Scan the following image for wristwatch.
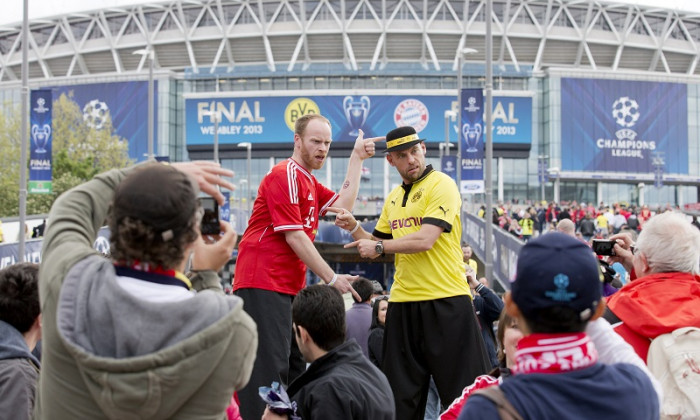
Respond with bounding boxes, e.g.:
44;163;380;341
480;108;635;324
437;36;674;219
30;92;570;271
375;240;384;256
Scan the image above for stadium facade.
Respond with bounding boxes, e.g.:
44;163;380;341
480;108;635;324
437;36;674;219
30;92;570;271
2;0;700;209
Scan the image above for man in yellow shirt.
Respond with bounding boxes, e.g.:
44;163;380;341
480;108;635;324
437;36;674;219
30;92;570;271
333;126;490;420
595;211;609;237
462;243;478;273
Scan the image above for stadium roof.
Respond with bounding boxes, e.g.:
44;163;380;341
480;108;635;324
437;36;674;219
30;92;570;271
5;0;700;26
4;0;700;83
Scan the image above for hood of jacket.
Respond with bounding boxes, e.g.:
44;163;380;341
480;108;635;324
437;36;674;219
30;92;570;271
55;255;255;419
606;271;700;338
0;320;40;367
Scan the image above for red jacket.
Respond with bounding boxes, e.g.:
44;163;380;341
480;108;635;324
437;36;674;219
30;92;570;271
606;271;700;362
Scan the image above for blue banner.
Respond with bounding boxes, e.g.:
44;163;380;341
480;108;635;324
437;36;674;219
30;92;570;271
491;96;532;145
220;191;231;223
185;94;532;148
460;89;485;193
29;90;53;194
441;155;458;182
51;81;156;161
560;78;688;174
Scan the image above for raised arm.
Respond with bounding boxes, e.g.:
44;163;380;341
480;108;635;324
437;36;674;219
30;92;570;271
332;130;384;211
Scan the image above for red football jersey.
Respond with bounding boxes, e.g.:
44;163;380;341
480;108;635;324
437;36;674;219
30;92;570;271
233;158;338;295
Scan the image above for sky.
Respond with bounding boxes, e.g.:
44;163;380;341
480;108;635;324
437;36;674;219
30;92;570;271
3;0;700;27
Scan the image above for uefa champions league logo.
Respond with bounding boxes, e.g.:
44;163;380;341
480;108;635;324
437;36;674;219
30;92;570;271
612;96;640;128
465;96;480;112
596;95;654;160
462;122;482;153
33;97;49;113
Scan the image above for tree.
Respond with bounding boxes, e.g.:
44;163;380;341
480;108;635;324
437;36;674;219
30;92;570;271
0;102;22;218
0;92;133;217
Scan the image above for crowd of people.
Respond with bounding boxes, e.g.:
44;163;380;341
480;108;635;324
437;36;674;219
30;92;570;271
1;114;699;420
477;199;684;245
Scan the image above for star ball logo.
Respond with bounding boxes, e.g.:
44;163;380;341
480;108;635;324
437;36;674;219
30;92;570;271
465;96;480;113
594;95;655;160
611;96;639;128
34;97;49;113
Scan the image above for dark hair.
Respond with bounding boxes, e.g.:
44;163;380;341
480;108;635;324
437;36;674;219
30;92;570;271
495;310;516;367
370;296;389;329
293;285;345;352
352;278;373;303
522;305;588;334
108;164;199;269
294;114;331;138
0;263;40;333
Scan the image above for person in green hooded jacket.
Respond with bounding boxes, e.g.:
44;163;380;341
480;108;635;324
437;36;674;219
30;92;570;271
35;161;258;420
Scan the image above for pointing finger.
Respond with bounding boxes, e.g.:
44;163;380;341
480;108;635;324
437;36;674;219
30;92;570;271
344;241;359;249
350;286;361;302
326;206;346;214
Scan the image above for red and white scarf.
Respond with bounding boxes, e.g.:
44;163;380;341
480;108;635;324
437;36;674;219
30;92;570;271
513;333;598;375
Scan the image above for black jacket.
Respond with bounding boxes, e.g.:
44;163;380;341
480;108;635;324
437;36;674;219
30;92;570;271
473;286;504;369
367;326;384;368
287;340;394;420
579;218;596;236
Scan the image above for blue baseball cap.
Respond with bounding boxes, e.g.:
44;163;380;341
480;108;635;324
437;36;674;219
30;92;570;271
511;232;602;321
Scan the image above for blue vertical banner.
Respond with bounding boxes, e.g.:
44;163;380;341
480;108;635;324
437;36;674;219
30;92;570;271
441;155;458;183
220;191;231;223
29;90;53;194
460;88;484;193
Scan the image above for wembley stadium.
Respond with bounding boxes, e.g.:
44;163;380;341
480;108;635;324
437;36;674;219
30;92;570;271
2;0;700;209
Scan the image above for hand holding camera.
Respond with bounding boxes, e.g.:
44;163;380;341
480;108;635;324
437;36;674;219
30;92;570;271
603;233;636;272
191;220;237;272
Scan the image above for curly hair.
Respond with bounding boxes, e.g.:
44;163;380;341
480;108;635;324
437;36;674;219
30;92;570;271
108;163;200;270
109;215;198;269
0;263;40;333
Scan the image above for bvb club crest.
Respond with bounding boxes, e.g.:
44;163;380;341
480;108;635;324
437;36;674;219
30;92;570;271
411;188;424;203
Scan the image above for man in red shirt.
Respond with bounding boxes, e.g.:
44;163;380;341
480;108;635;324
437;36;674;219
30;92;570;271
233;114;382;419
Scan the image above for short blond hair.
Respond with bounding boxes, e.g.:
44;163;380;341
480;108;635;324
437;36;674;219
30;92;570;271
294;114;331;137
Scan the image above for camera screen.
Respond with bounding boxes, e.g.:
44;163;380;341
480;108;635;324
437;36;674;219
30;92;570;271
592;239;615;256
199;197;220;235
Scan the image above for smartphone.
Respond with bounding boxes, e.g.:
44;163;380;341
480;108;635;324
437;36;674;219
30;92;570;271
592;239;616;256
199;197;220;235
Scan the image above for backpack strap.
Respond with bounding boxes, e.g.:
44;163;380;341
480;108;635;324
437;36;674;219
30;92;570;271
472;386;524;420
602;306;622;325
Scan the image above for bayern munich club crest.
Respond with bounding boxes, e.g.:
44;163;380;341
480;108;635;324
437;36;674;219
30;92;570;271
394;99;429;132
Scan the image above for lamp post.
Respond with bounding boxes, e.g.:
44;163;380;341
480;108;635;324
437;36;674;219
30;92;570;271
201;110;222;163
239;179;248;226
133;48;155;160
18;0;29;261
484;0;495;282
537;155;549;202
238;142;252;215
443;110;457;159
212;112;221;164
